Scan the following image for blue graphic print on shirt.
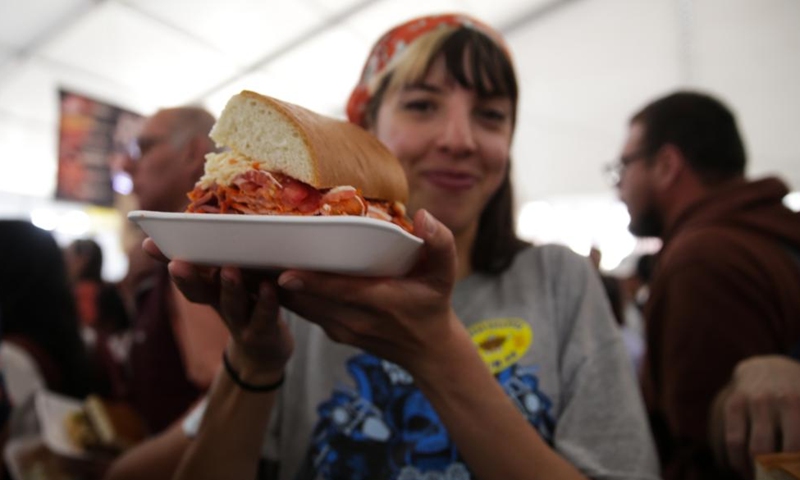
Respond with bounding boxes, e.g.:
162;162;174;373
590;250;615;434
309;353;554;479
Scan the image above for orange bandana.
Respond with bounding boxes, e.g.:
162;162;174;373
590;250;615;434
345;13;510;127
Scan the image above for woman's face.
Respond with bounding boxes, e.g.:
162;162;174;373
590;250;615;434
370;55;513;237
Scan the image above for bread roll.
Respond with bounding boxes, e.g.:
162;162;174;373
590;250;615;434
208;90;408;203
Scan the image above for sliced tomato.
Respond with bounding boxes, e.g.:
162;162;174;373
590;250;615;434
280;180;309;205
280;178;321;213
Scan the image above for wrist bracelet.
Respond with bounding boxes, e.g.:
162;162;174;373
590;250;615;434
222;350;285;393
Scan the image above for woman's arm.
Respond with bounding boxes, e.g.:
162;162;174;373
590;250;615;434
170;264;293;480
169;283;229;389
172;345;282;480
412;323;591;480
105;421;190;480
124;243;294;480
105;372;276;480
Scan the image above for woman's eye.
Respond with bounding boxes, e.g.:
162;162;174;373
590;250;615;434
477;108;508;122
403;100;436;113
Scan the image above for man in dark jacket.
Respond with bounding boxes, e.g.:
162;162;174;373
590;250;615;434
613;91;800;480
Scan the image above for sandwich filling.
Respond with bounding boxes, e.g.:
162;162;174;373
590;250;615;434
187;151;413;232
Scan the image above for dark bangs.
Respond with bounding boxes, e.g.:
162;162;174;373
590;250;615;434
365;27;519;128
440;28;518;122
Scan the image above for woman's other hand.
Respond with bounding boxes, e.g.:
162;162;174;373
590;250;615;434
276;209;462;376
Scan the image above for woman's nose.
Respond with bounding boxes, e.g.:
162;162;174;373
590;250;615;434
437;106;477;157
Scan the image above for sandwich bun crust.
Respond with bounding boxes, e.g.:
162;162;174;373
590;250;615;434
208;90;408;203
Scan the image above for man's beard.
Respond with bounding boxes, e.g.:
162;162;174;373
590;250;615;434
629;202;663;238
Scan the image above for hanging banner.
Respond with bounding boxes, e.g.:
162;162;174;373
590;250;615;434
56;89;144;206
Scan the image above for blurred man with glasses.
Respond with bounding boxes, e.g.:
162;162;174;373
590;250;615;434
121;107;229;435
613;91;800;480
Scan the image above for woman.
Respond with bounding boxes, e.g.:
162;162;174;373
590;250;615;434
0;220;93;402
108;13;659;480
64;238;130;335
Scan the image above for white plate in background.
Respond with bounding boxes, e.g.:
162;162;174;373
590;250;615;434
34;390;88;459
4;435;48;480
128;211;423;277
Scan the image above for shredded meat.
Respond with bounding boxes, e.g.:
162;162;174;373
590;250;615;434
186;171;413;233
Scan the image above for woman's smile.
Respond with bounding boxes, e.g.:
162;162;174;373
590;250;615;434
421;169;478;190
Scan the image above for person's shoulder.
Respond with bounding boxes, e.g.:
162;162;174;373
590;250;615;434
535;243;592;269
517;243;579;261
672;222;736;247
664;225;757;271
512;243;594;280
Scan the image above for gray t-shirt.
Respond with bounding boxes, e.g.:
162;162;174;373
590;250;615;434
186;245;660;480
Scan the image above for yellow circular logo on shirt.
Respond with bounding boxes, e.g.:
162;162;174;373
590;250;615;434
468;318;533;374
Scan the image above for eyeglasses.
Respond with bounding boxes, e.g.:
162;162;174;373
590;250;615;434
123;135;174;161
603;151;650;186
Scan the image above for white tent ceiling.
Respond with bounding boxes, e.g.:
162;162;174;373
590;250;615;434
1;0;799;274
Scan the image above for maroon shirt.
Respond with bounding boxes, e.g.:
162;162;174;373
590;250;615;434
130;265;203;434
642;177;800;480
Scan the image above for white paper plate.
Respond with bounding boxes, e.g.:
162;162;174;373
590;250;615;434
128;210;423;277
34;390;88;459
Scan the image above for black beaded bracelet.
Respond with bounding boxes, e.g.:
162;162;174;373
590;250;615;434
222;350;285;393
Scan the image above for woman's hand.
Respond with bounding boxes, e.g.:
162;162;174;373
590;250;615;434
275;209;462;376
142;238;293;378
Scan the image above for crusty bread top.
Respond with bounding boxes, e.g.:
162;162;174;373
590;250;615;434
209;90;408;203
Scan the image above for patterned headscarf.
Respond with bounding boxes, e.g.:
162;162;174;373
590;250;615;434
345;13;511;127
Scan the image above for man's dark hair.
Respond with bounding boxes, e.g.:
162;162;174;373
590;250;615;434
631;91;746;185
